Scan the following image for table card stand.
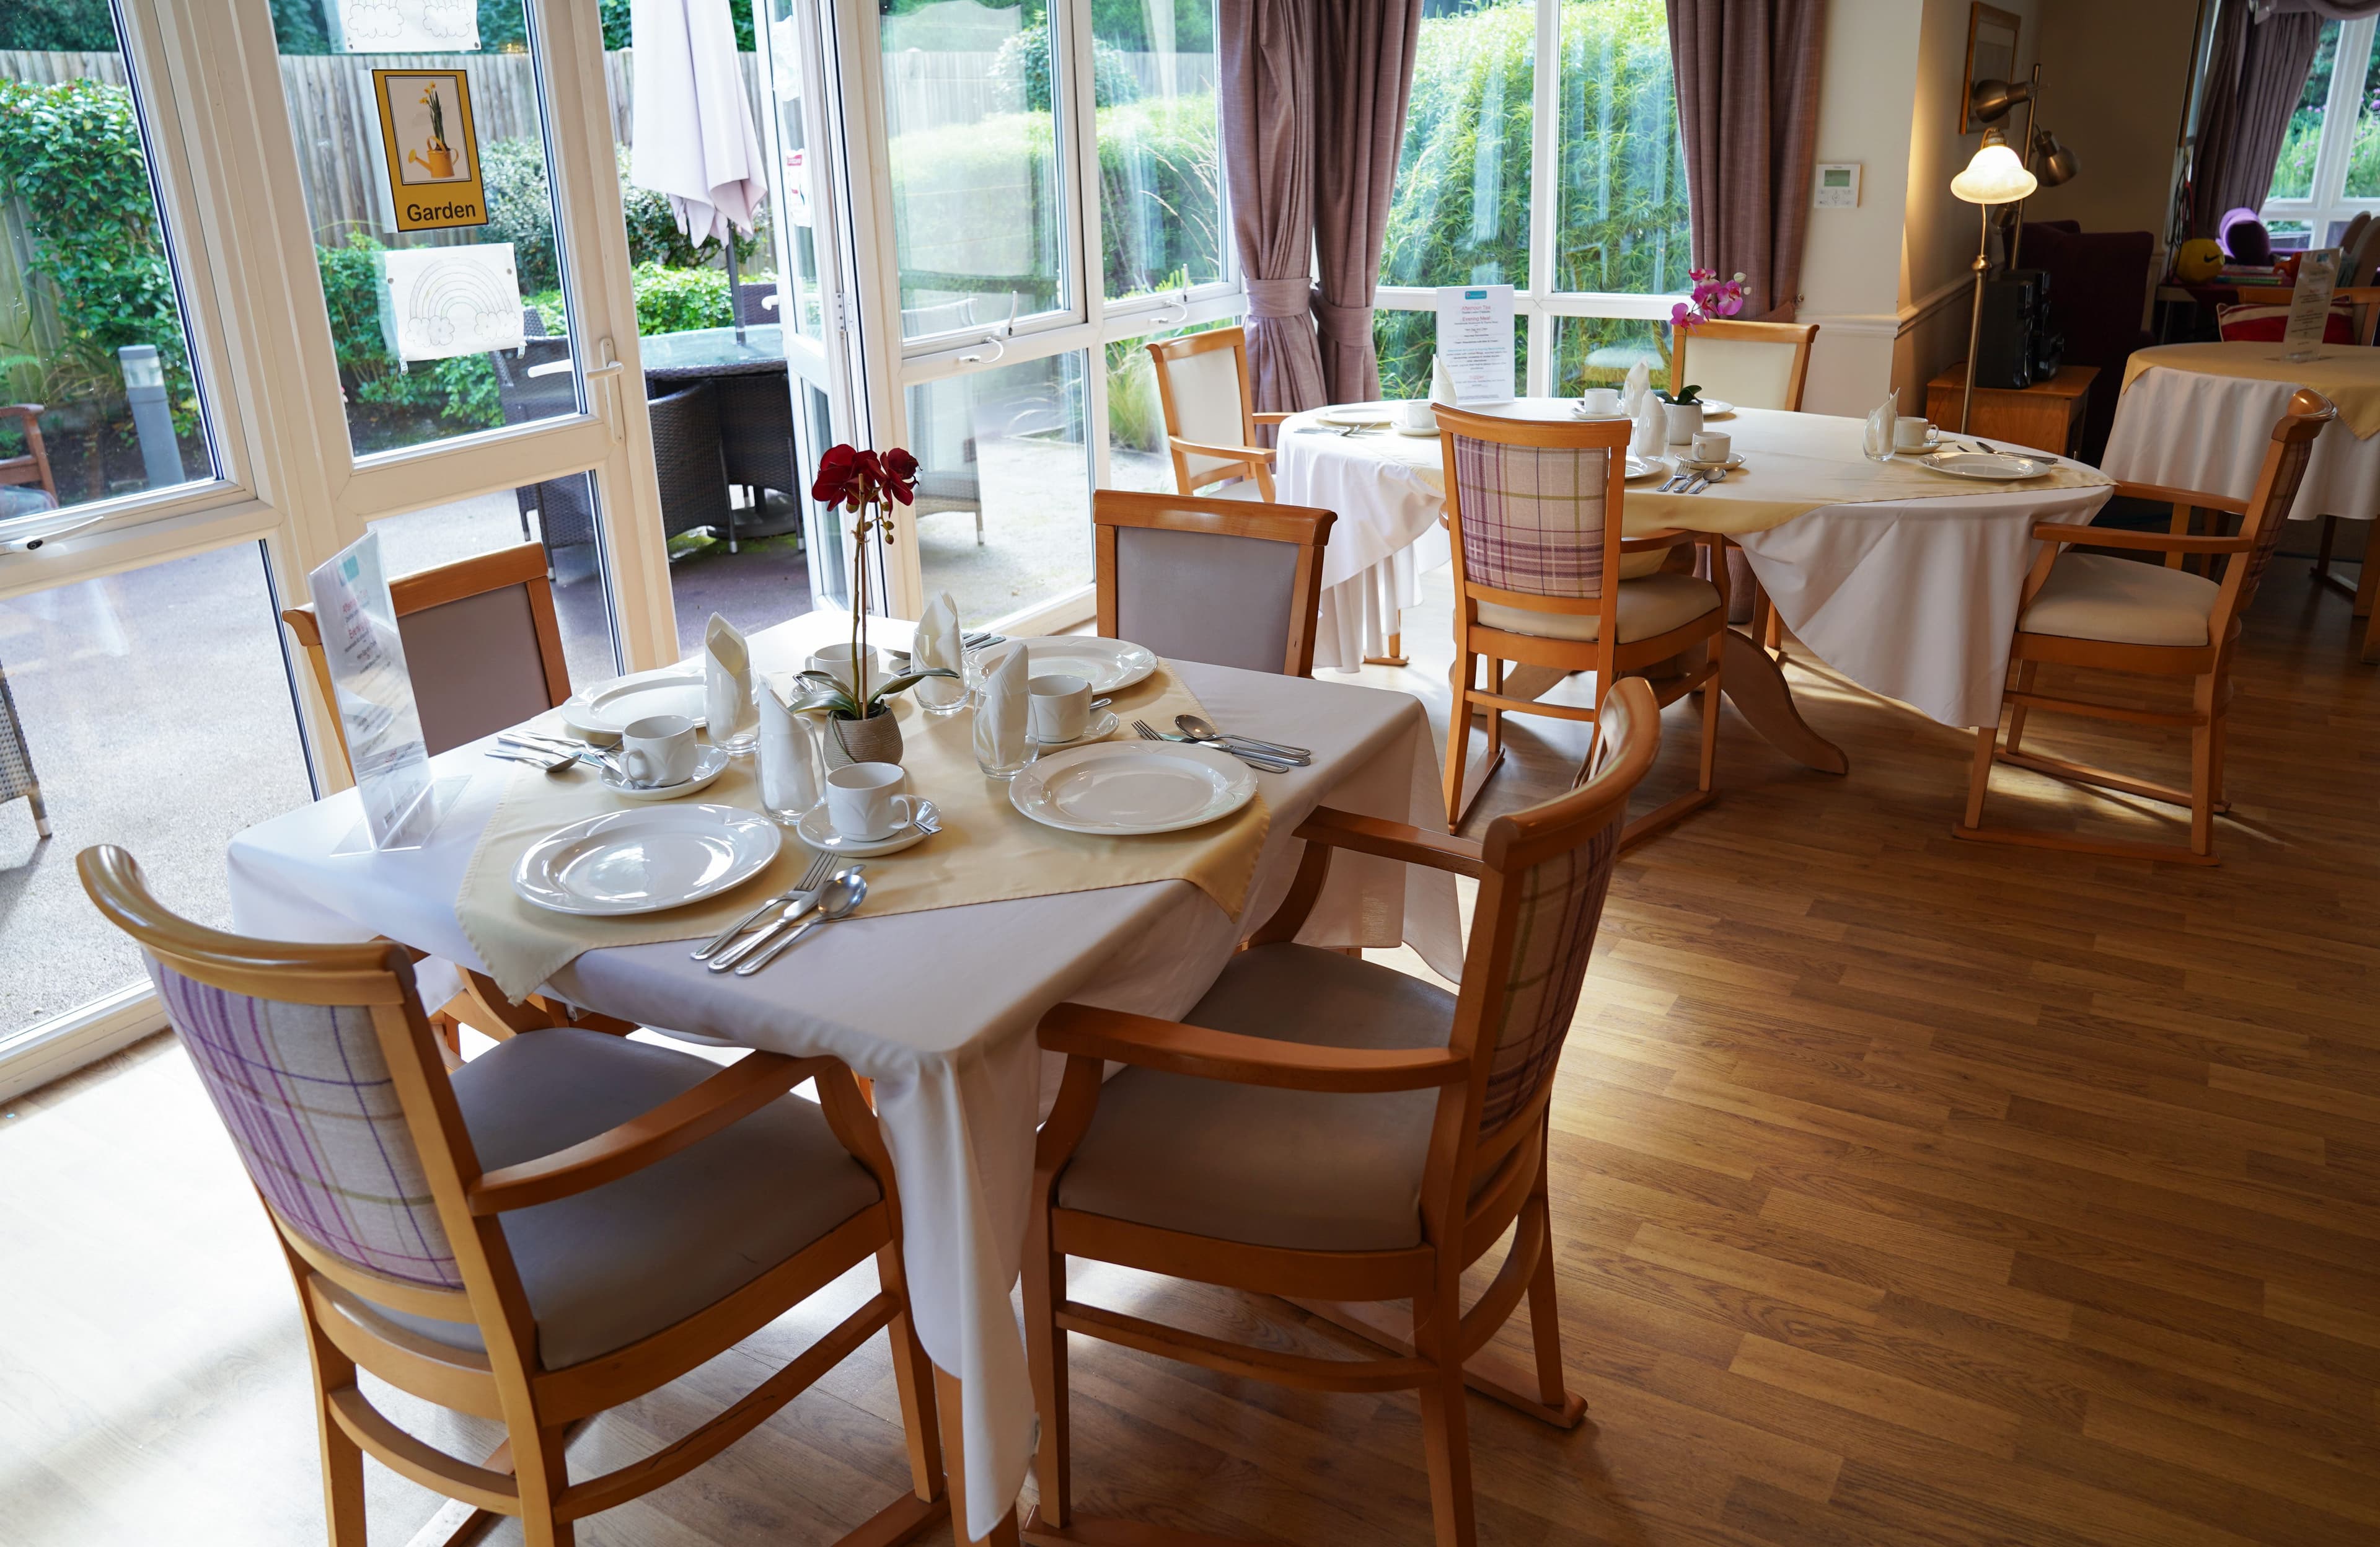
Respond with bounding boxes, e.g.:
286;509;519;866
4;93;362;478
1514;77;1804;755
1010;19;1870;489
307;530;456;852
2282;246;2341;363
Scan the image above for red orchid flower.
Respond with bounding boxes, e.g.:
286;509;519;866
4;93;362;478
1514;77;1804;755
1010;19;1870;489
810;443;866;508
879;447;918;506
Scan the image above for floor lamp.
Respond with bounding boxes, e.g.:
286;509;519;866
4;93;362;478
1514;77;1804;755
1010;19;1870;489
1950;128;2040;434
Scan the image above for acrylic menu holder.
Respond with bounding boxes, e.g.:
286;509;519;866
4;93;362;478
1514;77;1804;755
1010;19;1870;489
1434;283;1518;405
2281;247;2340;364
309;530;462;855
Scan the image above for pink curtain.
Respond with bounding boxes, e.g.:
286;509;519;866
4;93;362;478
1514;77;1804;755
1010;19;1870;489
2190;4;2322;239
1665;0;1827;321
1311;0;1425;404
1219;0;1326;415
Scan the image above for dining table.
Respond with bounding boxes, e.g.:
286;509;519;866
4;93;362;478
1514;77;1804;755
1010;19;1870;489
1278;398;2117;738
221;609;1462;1543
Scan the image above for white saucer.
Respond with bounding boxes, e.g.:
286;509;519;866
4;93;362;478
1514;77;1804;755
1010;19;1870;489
602;744;731;801
1029;709;1121;749
1392;421;1443;436
795;799;938;857
1670;451;1747;472
1624;455;1672;482
513;804;780;916
1698;398;1736;418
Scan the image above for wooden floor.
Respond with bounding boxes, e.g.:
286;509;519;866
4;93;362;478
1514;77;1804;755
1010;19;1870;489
3;558;2376;1546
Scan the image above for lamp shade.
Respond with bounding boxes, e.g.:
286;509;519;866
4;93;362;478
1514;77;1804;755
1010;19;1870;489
1951;130;2040;205
2032;130;2079;188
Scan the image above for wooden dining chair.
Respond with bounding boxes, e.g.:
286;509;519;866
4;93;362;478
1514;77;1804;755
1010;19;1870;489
1093;488;1334;676
1436;404;1724;843
1668;318;1818;413
1145;326;1289;503
1956;389;2332;863
1019;677;1660;1547
281;540;572;774
79;844;951;1547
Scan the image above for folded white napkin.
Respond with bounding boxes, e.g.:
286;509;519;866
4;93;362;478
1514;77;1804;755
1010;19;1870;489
1864;389;1901;458
913;591;965;711
1631;385;1666;459
972;643;1031;769
704;614;754;742
757;679;822;815
1623;357;1652;415
1429;355;1458;407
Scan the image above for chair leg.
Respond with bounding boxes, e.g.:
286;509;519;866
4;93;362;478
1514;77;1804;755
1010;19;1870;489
1413;1283;1479;1547
2003;661;2040;757
25;783;49;840
1695;648;1721;796
1443;651;1474;831
519;1422;575;1547
2190;676;2219;860
1484;657;1505;762
1020;1203;1070;1528
1960;718;1999;832
2315;514;2338;584
1523;1156;1576;1416
936;1366;1022;1546
880;1248;946;1507
306;1341;368;1546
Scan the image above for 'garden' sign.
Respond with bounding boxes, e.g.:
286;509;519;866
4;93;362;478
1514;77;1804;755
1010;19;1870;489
371;68;490;233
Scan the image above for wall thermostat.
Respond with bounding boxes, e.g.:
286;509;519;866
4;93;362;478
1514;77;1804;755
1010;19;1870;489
1813;163;1861;208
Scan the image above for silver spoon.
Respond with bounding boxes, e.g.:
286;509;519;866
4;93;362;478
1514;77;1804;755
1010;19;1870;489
1174;714;1311;761
736;871;867;976
708;889;824;972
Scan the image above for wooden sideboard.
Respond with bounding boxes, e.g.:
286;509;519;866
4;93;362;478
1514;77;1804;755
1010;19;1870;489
1924;363;2099;457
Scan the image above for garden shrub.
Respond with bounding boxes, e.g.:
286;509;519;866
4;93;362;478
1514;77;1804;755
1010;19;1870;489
630;262;732;335
989;18;1143;115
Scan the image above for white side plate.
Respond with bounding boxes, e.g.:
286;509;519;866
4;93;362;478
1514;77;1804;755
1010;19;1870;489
513;804;781;916
1009;742;1258;836
1624;455;1672;482
998;637;1160;694
1698;398;1736;418
1318;405;1394;426
561;666;710;743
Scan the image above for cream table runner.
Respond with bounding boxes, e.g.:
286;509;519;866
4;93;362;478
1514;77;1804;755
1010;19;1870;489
2119;340;2380;439
456;664;1269;1000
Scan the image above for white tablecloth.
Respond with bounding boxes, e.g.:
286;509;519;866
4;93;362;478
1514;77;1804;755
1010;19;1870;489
1279;400;2113;728
2104;347;2380;522
223;613;1463;1540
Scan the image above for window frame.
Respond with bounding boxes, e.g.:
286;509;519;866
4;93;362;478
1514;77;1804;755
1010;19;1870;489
2259;17;2380;253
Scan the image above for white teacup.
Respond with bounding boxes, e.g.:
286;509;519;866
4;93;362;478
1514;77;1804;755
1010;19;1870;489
1394;398;1435;433
1028;672;1093;744
619;713;699;788
1894;415;1934;452
1580;386;1623;416
806;643;882;698
1690;430;1732;465
824;761;919;841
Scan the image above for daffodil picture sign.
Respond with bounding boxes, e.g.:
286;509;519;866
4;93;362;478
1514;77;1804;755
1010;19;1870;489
371;68;488;232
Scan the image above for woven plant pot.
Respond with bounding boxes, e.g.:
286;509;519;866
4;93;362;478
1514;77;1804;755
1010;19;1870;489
821;707;902;769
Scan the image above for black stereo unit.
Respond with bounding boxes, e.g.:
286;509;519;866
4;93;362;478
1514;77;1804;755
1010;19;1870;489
1973;268;2063;389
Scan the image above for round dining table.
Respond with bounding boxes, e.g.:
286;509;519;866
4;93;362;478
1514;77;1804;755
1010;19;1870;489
640;322;788;382
1277;398;2116;749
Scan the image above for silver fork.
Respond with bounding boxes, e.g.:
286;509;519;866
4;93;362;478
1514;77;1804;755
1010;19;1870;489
692;851;836;961
1132;719;1297;772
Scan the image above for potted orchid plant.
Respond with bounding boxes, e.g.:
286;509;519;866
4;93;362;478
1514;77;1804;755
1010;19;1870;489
1659;269;1748;443
793;443;957;766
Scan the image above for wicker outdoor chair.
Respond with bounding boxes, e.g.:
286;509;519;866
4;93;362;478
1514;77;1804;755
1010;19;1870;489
648;379;734;543
1;402;56;839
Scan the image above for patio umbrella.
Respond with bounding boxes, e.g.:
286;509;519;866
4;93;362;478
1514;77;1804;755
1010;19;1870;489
632;0;767;342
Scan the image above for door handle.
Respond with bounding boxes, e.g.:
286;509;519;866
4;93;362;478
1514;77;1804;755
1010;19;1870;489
584;355;627;444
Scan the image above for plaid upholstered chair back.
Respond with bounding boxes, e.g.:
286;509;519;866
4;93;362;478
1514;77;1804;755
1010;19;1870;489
1466;679;1658;1139
1445;429;1619;601
2227;392;2329;619
149;961;460;1288
79;846;462;1290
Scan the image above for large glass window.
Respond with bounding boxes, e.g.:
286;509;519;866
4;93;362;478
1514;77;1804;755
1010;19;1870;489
880;0;1070;338
0;20;215;522
907;351;1090;624
1375;0;1689;402
1094;2;1224;304
2260;17;2380;251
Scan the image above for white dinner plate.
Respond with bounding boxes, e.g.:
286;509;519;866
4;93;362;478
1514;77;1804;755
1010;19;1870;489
1911;449;2053;481
1318;405;1394;427
1009;741;1258;836
1029;708;1121;749
600;743;731;801
1697;398;1735;418
998;637;1160;694
561;666;710;743
513;804;782;917
1624;455;1671;482
795;799;937;857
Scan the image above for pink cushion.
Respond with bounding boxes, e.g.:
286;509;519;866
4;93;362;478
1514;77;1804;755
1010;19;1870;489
2215;300;2355;343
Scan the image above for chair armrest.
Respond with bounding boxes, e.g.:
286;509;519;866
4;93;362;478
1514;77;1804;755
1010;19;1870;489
1253;411;1293;425
1295;804;1485;879
2033;521;2251;555
1039;1003;1468;1093
0;403;42;425
2109;479;2246;514
467;1051;835;1214
1169;436;1276;465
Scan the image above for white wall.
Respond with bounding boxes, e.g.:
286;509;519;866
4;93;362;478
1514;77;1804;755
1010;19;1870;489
2025;0;2200;268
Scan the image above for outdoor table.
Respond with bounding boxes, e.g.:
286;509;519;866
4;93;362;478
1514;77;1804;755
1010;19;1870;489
638;322;788;384
1280;399;2115;737
221;609;1461;1542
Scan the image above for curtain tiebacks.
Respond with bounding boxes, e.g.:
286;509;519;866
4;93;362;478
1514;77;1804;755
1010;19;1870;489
1312;298;1377;343
1244;277;1314;319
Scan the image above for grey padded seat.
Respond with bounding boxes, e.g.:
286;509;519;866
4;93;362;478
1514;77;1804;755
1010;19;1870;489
1474;572;1720;643
374;1030;881;1369
2019;552;2216;648
1057;944;1457;1252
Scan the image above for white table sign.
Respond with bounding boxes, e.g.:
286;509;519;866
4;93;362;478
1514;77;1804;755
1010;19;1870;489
377;244;525;363
337;0;479;52
1434;284;1517;405
307;531;439;850
2284;246;2341;361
